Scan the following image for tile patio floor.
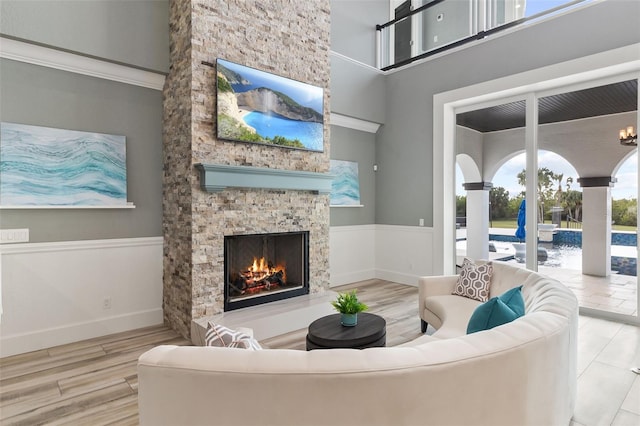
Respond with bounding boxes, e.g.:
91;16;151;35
456;228;638;318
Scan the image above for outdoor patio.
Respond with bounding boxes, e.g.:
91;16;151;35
456;228;638;317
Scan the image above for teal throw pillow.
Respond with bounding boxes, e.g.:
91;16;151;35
467;286;525;334
498;285;525;316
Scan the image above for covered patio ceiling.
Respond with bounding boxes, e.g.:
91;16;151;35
456;79;638;133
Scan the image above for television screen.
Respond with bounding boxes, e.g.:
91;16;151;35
216;58;324;152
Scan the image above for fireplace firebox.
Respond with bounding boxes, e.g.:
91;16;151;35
224;231;309;311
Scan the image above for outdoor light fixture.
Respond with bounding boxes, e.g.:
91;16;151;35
619;126;637;146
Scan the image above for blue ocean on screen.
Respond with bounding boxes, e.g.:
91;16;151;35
243;112;323;151
0;122;127;206
330;160;361;206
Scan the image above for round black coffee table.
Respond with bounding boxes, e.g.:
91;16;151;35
306;313;386;350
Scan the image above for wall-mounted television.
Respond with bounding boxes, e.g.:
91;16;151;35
216;58;324;152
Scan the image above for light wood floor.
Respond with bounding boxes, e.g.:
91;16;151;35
1;280;638;425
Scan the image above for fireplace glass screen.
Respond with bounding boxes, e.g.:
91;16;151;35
224;231;309;311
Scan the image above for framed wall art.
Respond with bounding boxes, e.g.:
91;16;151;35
330;159;362;207
0;122;128;207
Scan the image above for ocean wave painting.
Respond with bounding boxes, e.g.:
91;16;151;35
330;159;361;206
0;122;127;206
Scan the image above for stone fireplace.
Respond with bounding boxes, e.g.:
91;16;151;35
162;0;331;339
224;231;309;311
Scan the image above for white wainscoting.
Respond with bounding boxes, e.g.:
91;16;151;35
330;225;376;287
329;225;434;288
0;227;434;357
374;225;434;286
0;237;163;357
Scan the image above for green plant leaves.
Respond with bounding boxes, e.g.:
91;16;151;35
331;290;368;314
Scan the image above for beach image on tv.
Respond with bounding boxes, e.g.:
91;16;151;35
216;59;324;152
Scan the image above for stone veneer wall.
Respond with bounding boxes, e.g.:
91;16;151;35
163;0;331;338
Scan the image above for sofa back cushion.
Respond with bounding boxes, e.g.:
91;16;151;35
488;262;536;298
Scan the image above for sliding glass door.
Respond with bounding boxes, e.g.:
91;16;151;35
452;75;639;320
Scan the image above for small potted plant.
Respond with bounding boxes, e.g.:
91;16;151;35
331;290;368;326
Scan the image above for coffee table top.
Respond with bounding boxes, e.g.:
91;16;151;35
306;312;386;349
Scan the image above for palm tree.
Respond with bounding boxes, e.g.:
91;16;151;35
517;167;556;223
553;172;564;204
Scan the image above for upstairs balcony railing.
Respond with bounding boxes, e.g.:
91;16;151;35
376;0;590;71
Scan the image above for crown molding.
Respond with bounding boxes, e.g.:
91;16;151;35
0;36;165;90
330;113;381;133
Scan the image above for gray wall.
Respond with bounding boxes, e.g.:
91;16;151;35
330;125;377;226
0;0;169;72
0;59;163;241
376;0;640;226
331;0;389;67
330;54;386;124
0;0;167;242
329;1;386;227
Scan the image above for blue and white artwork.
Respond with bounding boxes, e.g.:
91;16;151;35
0;122;127;206
330;159;361;206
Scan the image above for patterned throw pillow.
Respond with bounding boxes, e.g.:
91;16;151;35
452;258;493;302
204;322;262;350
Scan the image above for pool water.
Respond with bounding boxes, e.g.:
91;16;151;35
485;240;637;274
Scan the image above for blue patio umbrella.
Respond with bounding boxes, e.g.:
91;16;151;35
515;199;526;241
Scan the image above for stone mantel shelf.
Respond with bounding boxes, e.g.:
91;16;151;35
195;163;333;194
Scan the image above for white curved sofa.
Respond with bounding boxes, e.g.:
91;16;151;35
138;261;578;426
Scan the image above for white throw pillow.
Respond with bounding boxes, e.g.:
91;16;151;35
452;258;493;302
204;322;262;350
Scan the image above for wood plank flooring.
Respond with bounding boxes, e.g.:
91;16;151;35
1;279;638;425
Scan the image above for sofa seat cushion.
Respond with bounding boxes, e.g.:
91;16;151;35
424;295;481;339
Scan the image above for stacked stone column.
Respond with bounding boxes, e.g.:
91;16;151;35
163;0;331;338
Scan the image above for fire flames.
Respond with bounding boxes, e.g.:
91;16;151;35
232;257;286;295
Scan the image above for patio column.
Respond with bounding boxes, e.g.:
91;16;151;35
578;176;615;277
463;182;492;261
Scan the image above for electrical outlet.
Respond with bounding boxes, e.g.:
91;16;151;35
419;218;425;226
103;297;112;310
0;229;29;244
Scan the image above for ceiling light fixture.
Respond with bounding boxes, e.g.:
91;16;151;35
619;126;637;146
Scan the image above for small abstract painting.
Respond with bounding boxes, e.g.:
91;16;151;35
0;122;127;206
330;159;361;206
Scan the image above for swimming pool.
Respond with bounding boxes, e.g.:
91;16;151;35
456;229;638;276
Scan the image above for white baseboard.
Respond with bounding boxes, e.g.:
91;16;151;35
1;308;163;358
331;268;377;287
0;237;163;357
374;269;420;287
